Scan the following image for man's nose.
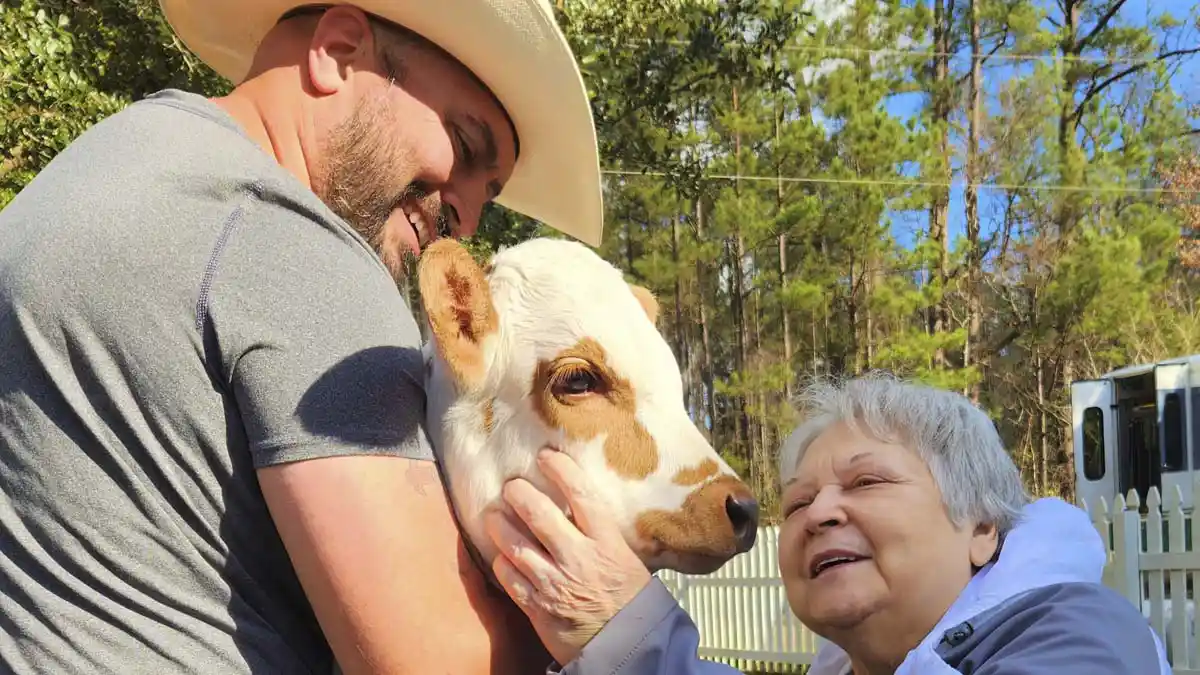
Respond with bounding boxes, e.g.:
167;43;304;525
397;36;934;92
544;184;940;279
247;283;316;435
440;191;486;239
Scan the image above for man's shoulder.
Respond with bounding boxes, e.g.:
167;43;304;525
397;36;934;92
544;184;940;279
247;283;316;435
7;87;310;227
1;86;401;337
100;88;253;149
56;89;262;172
69;89;383;274
52;88;325;214
125;88;244;129
128;91;381;260
938;581;1162;673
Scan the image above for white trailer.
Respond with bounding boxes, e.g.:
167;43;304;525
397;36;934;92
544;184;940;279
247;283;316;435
1071;354;1199;511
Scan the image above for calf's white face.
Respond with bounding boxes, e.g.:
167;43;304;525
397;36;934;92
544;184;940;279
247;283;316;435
418;237;759;575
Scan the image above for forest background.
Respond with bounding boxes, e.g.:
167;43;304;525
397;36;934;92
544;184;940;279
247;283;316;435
4;0;1200;521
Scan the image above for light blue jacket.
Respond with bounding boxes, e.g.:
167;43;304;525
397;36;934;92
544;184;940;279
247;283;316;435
550;497;1171;675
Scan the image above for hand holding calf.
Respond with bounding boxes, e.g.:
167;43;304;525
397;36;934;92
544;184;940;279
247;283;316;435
485;450;652;666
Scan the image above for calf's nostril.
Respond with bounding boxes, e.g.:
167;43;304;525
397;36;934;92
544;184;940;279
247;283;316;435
725;494;760;552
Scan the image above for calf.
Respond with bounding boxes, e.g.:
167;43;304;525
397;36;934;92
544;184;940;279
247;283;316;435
417;237;759;576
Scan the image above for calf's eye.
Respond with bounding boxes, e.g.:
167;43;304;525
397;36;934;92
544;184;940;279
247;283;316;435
555;368;600;396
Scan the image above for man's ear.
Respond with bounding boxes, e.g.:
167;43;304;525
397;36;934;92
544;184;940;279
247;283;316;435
629;284;659;326
417;240;498;393
306;6;376;95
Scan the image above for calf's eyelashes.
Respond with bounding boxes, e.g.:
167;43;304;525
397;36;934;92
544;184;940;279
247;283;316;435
547;358;604;399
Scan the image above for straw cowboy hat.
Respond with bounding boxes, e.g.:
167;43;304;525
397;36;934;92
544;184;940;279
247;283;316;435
157;0;605;247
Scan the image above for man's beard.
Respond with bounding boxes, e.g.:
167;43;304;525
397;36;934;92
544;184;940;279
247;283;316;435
313;95;446;282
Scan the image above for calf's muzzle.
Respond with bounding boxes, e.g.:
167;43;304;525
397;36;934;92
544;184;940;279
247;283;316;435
634;475;761;573
725;492;760;553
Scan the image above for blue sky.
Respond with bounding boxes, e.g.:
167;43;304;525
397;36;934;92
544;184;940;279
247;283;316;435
872;0;1200;252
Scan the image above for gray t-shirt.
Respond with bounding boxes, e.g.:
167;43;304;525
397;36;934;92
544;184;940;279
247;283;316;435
0;89;434;674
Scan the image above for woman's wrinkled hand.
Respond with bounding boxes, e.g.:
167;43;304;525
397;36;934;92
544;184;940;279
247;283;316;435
484;449;652;667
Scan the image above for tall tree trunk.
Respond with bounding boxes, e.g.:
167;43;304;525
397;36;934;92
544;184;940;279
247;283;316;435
625;220;635;276
811;310;820;375
688;103;716;443
726;205;742;450
927;0;953;367
775;98;794;400
821;237;831;375
848;254;861;374
730;86;752;461
1060;356;1075;500
964;0;983;403
1023;405;1037;492
754;287;768;486
695;197;718;445
671;213;689;402
1057;0;1083;240
1051;1;1083;499
686;334;706;435
1036;347;1048;496
864;260;874;370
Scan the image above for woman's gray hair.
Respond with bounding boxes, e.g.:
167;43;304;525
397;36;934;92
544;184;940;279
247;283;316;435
780;372;1030;534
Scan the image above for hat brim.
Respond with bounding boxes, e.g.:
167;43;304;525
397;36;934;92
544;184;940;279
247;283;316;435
157;0;605;247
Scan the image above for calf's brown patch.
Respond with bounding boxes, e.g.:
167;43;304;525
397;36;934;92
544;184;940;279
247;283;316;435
531;337;659;480
673;458;719;486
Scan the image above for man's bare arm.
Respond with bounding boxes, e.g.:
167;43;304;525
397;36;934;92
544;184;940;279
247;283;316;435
258;454;550;675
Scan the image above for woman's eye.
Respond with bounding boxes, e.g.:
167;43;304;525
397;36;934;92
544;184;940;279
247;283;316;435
852;476;883;488
783;501;810;518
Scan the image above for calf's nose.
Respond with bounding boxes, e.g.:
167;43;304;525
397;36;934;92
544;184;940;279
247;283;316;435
725;494;760;552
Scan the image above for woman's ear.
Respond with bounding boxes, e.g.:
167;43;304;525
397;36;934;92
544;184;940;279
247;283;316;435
969;523;1000;568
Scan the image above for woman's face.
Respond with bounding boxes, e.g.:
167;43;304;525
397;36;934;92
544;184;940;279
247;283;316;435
778;420;999;649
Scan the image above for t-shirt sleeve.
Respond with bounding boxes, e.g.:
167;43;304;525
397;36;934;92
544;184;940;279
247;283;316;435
201;196;435;468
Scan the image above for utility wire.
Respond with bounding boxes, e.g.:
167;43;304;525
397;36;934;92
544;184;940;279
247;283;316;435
586;35;1200;196
625;37;1200;68
601;169;1200;195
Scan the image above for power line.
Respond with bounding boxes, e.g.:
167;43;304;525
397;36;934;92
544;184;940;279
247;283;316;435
601;168;1200;195
628;37;1200;68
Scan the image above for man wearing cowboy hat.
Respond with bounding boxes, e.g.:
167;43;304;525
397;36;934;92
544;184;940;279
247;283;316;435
0;1;608;673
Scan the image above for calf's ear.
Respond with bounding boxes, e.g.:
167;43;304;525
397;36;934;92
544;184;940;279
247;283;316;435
417;239;498;393
629;284;659;326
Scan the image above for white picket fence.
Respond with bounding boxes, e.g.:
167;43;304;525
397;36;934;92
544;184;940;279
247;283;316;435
657;527;821;672
657;487;1199;673
1082;486;1200;675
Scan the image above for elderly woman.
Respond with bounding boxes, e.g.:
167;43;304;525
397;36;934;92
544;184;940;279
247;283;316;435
485;374;1170;675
